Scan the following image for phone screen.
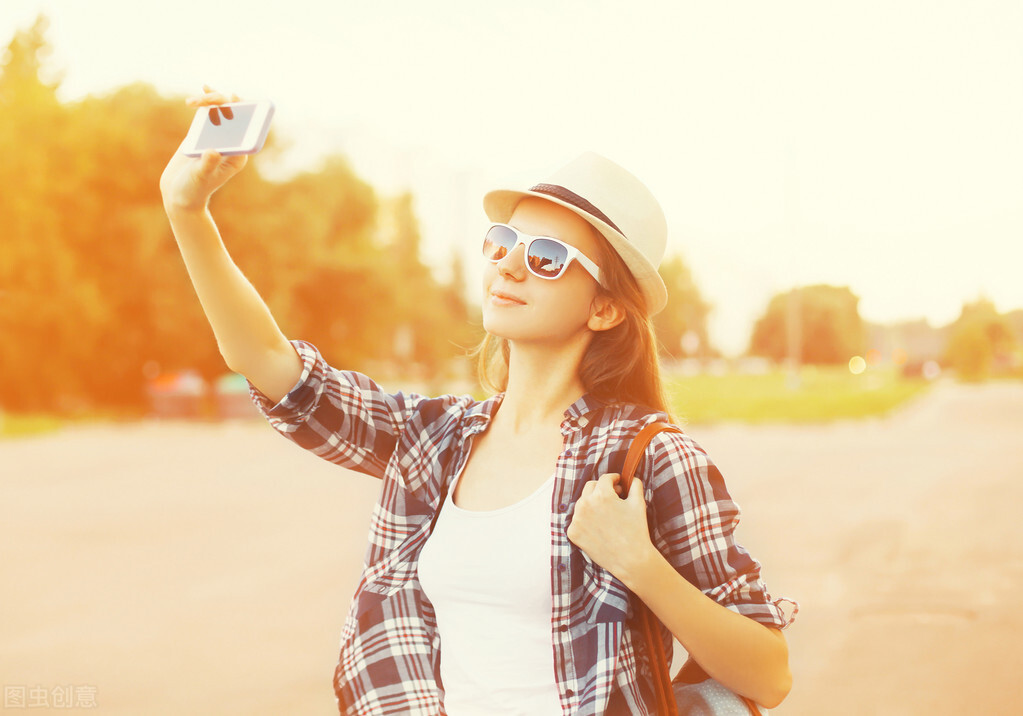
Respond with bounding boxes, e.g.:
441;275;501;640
193;104;256;150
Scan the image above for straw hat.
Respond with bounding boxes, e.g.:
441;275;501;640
483;152;669;315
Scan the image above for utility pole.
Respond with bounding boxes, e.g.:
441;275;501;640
785;140;802;391
786;286;802;390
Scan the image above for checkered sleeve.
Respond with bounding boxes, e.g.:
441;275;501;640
247;339;426;479
643;428;797;629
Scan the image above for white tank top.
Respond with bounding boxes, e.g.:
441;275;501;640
417;469;563;716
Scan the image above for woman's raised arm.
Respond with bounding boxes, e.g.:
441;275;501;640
159;88;301;403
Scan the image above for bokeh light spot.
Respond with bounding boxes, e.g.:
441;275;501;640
922;360;942;380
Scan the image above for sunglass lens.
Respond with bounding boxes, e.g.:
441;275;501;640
527;238;569;279
483;225;516;261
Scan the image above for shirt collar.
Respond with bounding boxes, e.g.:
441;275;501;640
461;393;504;439
560;392;607;434
461;391;607;439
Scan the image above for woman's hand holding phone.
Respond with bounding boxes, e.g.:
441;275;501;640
160;87;249;214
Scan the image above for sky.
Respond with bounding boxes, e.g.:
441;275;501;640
5;0;1022;355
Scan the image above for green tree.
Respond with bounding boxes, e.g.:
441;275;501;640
653;254;713;359
0;16;81;411
214;154;381;366
0;16;471;414
749;284;865;364
441;250;480;352
944;298;1017;381
0;14;59;106
381;193;473;378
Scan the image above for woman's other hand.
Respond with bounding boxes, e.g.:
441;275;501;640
566;473;656;582
160;86;248;213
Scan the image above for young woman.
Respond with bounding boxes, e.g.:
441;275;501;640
160;89;797;716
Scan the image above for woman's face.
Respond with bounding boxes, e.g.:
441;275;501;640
481;197;605;347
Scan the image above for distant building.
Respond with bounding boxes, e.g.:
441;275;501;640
1006;309;1023;344
866;319;948;365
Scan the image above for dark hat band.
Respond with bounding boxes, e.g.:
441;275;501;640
529;183;625;237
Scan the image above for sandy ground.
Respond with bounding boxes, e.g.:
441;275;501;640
2;380;1022;715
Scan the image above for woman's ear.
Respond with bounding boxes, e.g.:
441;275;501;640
588;294;626;332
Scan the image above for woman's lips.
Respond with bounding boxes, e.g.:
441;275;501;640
489;290;526;306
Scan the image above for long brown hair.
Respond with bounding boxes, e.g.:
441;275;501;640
475;229;672;417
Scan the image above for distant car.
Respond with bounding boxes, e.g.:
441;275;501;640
901;360;942;380
146;371;205;419
212;373;258;419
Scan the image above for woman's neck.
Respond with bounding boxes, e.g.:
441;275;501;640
497;339;589;433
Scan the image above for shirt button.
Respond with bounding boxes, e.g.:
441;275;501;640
565;689;575;698
558;624;569;632
559;503;568;513
558;563;567;572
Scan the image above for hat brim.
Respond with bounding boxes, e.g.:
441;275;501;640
483;188;668;315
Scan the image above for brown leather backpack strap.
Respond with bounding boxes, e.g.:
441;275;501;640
620;421;683;497
621;420;684;715
622;420;762;716
639;604;678;716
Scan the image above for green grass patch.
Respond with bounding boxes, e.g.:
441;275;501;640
666;366;933;425
0;408;149;440
0;413;66;439
1;367;935;437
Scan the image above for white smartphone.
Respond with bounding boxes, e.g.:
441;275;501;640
181;100;275;157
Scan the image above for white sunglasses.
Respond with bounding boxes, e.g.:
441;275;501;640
482;223;601;283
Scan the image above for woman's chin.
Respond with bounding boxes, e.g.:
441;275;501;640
481;317;533;345
481;318;514;341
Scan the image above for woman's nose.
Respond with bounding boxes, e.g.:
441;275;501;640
495;242;528;280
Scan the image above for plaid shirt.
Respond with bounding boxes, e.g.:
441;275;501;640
249;340;797;715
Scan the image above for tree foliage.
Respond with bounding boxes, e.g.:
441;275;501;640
653;254;713;359
0;17;471;414
944;298;1018;381
749;284;865;364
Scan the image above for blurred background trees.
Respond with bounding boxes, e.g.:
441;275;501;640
944;299;1019;381
653;254;713;360
748;284;866;365
0;17;474;415
3;16;1020;418
0;15;717;417
747;286;1022;381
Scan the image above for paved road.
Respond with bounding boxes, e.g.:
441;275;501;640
691;381;1023;715
2;380;1020;714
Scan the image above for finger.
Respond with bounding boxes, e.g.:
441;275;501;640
188;92;231;107
595;472;626;497
199;149;223;173
187;87;217;106
187;88;241;107
609;472;627;497
626;478;646;504
223;153;247;170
